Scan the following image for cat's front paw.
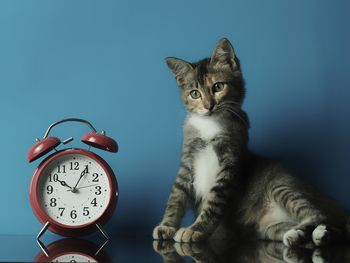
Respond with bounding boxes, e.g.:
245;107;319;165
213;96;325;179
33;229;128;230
283;228;307;247
153;225;177;240
312;224;330;246
173;227;206;243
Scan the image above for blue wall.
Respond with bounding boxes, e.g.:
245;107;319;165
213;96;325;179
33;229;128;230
0;0;349;236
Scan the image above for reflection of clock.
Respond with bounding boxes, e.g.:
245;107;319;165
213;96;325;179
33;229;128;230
35;238;110;263
27;118;118;238
51;253;95;263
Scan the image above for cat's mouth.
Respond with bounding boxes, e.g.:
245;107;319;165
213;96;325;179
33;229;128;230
195;108;217;117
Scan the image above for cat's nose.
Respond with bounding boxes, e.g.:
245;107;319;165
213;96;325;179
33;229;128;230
204;100;215;112
205;104;215;112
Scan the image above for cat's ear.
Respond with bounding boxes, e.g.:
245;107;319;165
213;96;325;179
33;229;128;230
165;57;193;78
210;38;238;70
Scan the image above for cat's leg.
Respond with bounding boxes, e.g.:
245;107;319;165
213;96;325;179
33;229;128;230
173;137;243;243
284;220;342;248
263;222;298;242
270;183;329;247
153;166;193;240
174;168;234;242
262;221;312;247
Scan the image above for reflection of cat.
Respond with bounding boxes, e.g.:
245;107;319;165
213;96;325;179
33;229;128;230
153;38;350;247
153;239;350;263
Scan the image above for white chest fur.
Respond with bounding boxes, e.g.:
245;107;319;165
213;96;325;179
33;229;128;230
185;114;222;141
193;145;220;199
185;115;222;199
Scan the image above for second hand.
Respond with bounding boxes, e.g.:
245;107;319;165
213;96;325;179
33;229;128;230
67;184;97;191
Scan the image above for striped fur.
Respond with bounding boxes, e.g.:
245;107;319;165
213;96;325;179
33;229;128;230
153;38;350;246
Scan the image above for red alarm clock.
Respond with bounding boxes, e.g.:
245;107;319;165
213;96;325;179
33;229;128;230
28;118;118;239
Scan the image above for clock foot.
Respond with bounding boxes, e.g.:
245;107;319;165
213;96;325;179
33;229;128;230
95;223;109;256
36;222;50;257
96;223;109;240
37;221;50;240
35;222;110;257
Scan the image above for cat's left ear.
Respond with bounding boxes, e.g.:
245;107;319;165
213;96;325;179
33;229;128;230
210;38;238;70
165;57;193;78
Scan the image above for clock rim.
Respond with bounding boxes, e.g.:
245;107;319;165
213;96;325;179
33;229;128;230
29;148;118;237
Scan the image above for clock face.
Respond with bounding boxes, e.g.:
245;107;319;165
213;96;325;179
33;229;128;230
51;253;96;263
37;153;111;227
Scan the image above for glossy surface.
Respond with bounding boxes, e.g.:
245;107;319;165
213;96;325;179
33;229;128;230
1;235;350;263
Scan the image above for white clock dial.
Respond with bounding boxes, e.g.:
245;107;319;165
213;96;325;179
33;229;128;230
51;253;96;263
38;154;111;226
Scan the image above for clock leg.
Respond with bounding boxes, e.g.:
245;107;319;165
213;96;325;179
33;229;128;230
37;221;50;240
95;223;109;256
36;222;50;257
96;223;109;240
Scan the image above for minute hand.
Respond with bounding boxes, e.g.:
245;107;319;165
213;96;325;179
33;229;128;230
72;167;88;192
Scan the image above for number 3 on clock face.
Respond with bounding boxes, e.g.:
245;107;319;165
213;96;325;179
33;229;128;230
30;149;118;236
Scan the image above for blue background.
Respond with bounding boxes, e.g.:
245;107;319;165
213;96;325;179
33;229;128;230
0;0;349;240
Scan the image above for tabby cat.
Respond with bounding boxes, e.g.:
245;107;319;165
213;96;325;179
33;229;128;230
153;38;350;247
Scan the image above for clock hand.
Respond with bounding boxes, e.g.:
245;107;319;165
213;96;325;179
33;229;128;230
72;166;89;193
56;178;73;189
67;184;98;191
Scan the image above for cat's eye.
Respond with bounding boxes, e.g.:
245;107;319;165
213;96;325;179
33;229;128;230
212;82;225;93
189;90;201;99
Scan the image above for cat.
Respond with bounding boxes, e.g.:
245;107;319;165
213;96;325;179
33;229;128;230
153;38;350;247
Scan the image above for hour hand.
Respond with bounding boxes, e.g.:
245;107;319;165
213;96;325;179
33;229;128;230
56;178;72;189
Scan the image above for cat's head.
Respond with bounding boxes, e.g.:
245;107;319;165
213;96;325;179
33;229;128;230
166;38;245;116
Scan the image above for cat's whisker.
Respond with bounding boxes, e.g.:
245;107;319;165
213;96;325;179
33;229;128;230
219;101;241;106
216;105;248;126
216;101;242;111
215;104;237;112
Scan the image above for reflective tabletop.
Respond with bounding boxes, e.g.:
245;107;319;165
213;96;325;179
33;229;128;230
1;235;350;262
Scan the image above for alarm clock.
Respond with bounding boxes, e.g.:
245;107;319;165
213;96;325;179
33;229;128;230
27;118;119;239
35;238;111;263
